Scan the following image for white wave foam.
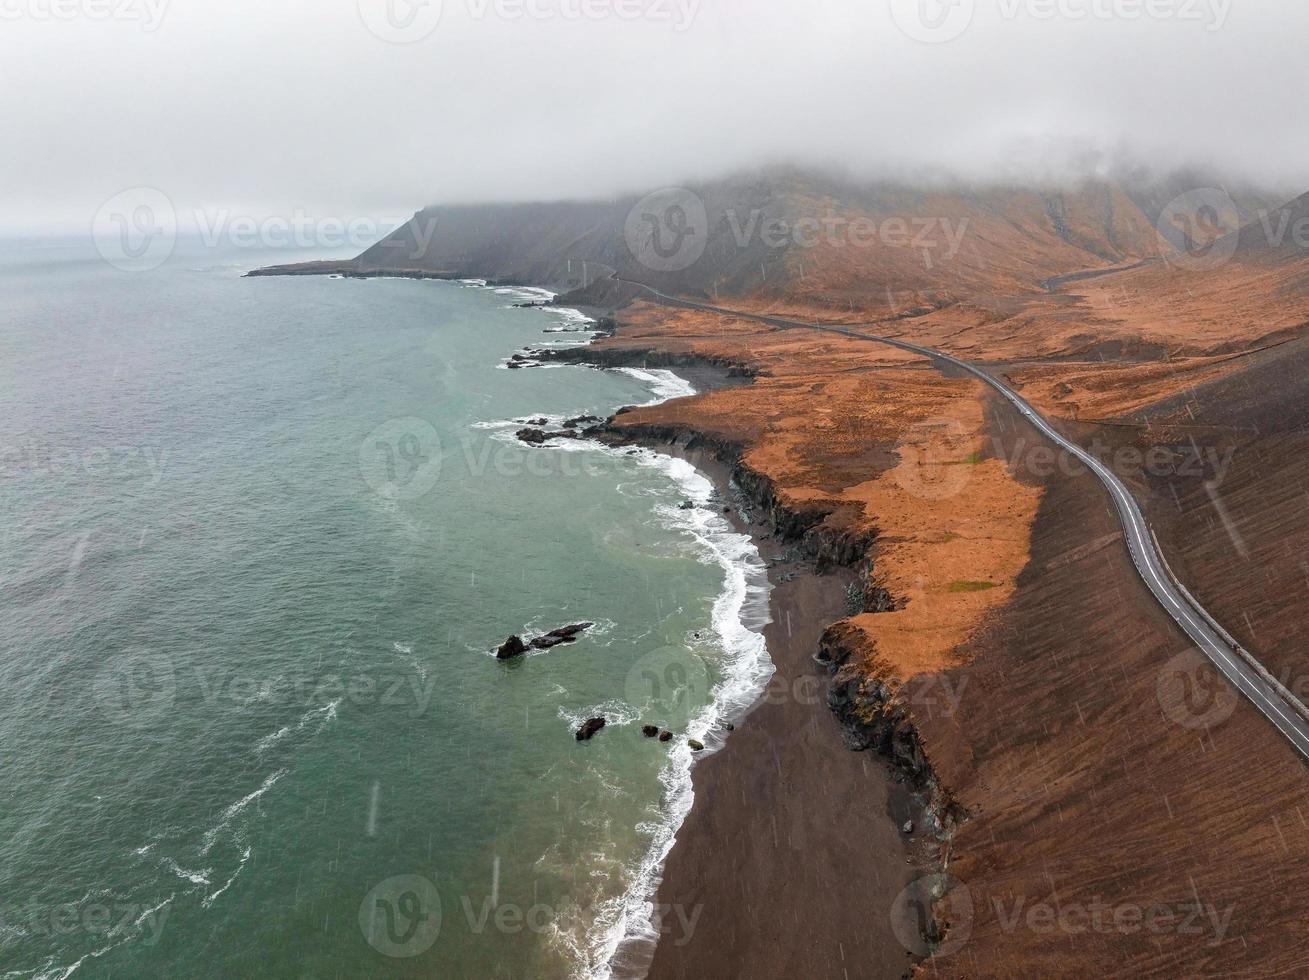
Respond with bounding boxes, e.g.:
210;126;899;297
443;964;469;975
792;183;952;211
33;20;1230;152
471;413;575;431
164;859;211;887
576;452;773;980
488;283;770;980
253;724;293;753
202;847;252;908
557;699;643;732
611;368;697;407
552;305;595;325
495;285;557;303
200;769;288;855
134;894;174;929
255;699;340;754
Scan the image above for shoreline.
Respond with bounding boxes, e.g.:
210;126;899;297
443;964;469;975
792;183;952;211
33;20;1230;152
496;289;923;978
274;270;924;977
471;281;784;977
606;431;921;980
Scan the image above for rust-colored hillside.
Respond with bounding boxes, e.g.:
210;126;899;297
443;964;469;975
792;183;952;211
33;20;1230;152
334;171;1309;976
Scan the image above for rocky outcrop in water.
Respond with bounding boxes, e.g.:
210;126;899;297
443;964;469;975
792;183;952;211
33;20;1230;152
497;623;594;659
531;623;594;650
496;635;529;660
576;717;606;741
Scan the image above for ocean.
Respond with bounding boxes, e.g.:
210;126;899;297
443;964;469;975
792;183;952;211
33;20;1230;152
0;239;772;978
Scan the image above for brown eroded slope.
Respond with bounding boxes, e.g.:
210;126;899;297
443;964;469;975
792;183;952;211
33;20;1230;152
322;169;1309;976
586;304;1044;979
589;264;1309;977
898;400;1309;977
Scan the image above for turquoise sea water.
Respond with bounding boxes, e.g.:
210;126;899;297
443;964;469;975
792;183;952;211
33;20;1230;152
0;240;771;978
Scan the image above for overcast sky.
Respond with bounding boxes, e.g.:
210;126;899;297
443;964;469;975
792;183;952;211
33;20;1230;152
3;0;1308;233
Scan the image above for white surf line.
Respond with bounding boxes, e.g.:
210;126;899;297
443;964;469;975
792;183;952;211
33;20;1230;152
489;301;774;978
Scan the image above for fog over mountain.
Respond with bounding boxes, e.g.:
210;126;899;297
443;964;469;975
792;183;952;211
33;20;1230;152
4;0;1308;232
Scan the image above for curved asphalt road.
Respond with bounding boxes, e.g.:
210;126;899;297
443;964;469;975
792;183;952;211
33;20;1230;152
617;277;1309;761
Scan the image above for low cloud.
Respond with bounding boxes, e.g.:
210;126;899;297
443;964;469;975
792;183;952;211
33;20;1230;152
2;0;1307;233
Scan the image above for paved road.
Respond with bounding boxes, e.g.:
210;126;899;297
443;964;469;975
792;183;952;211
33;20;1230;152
618;278;1309;761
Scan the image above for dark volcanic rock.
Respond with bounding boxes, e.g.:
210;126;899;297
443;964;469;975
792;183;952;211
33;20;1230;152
530;622;595;650
687;739;705;752
563;415;602;429
516;428;585;446
496;635;529;660
576;717;606;742
642;725;660;738
658;730;673;742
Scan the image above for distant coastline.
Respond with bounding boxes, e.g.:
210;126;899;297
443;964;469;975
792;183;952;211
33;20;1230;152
245;260;459;281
